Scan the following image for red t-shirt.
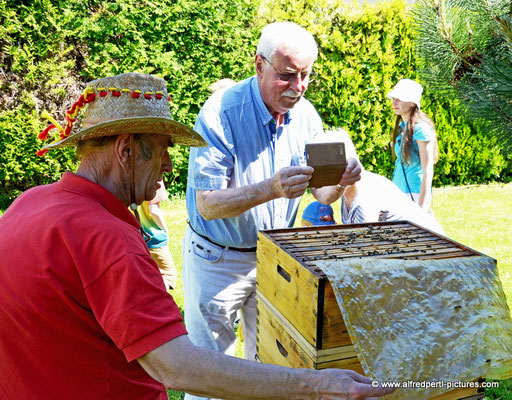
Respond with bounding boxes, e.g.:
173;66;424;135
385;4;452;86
0;173;187;399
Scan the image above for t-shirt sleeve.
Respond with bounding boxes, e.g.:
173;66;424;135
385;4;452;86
413;122;435;142
187;105;234;191
84;253;187;362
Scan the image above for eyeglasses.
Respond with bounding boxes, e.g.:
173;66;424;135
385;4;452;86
261;56;316;83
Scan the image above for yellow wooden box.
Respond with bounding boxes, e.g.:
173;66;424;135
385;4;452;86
256;221;487;400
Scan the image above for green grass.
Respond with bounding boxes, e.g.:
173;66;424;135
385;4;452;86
161;183;512;399
433;184;512;311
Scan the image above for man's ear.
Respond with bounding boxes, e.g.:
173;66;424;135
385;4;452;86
255;54;265;77
115;134;132;170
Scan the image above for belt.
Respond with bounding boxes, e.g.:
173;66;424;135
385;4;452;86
187;220;257;253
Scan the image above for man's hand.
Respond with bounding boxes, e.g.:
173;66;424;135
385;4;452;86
314;369;395;400
338;157;362;187
270;166;314;199
311;157;362;205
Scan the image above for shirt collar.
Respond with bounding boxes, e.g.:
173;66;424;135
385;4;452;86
250;76;292;127
56;172;140;230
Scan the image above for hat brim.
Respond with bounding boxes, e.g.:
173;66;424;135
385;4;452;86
386;89;403;101
386;90;421;109
43;116;208;149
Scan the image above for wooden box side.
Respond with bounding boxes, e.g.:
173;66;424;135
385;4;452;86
256;293;482;400
321;281;352;348
256;293;316;370
257;231;323;348
256;292;360;370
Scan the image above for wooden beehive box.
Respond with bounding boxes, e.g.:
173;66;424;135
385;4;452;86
256;221;488;400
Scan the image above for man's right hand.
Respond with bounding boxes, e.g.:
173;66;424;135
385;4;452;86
313;368;395;399
196;166;313;220
270;166;314;199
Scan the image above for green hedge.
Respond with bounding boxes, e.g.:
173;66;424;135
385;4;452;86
0;0;259;206
1;0;510;208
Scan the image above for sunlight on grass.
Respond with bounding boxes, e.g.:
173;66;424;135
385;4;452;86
433;184;512;311
160;194;188;312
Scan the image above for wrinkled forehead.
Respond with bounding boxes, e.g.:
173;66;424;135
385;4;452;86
271;47;316;70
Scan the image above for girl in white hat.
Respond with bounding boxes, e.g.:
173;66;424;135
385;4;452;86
387;79;439;211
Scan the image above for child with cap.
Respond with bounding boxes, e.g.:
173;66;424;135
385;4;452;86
387;79;439;211
301;201;336;226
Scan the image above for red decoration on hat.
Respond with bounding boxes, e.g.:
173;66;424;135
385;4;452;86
36;149;49;157
112;91;121;97
99;91;107;97
144;93;152;99
84;92;96;103
155;93;162;99
64;124;72;136
132;91;140;99
38;124;56;140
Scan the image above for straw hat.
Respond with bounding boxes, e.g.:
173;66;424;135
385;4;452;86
41;72;207;150
386;79;423;109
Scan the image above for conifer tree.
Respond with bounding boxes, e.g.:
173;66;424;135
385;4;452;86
412;0;512;150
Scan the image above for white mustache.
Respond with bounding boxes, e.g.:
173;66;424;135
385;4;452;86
281;89;301;98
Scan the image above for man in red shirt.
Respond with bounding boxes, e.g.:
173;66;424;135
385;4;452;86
0;72;392;399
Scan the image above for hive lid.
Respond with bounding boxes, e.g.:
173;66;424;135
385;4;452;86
318;256;512;400
259;221;486;278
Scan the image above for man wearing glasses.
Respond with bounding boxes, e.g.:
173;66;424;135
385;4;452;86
184;23;361;398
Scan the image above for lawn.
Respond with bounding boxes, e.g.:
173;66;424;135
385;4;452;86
161;183;512;399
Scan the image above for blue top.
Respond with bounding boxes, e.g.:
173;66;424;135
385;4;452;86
186;76;324;248
392;120;434;195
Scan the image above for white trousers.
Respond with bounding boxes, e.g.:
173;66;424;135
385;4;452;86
182;225;257;400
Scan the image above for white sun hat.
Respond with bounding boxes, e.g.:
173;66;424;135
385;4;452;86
386;79;423;109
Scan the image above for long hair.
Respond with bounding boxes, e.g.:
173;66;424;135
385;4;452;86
392;105;438;165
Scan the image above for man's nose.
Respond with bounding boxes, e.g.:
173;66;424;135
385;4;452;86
289;73;305;93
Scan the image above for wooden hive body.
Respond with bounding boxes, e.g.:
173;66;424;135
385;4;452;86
256;221;488;400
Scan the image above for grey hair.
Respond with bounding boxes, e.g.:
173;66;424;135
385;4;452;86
133;134;155;161
256;21;318;63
